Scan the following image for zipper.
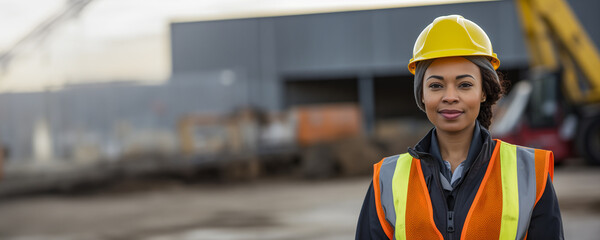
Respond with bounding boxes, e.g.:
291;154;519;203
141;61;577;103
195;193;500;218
412;133;492;240
450;179;464;240
449;141;488;240
447;165;470;240
429;155;451;240
447;210;455;234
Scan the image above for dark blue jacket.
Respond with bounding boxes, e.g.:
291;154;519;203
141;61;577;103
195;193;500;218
356;124;564;239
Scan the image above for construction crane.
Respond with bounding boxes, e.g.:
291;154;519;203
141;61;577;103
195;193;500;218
492;0;600;164
0;0;94;73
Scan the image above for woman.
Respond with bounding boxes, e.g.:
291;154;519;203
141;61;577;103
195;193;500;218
356;15;563;239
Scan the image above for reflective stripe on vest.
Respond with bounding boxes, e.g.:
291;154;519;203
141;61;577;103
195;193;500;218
372;140;553;240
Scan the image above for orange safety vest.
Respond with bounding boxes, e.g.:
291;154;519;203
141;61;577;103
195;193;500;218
372;140;554;240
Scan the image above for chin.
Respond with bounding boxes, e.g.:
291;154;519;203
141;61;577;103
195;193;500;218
434;119;474;133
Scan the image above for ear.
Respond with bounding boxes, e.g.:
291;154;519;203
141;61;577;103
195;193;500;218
481;94;487;102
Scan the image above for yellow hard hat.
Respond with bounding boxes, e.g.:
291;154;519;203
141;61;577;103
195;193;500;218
408;15;500;74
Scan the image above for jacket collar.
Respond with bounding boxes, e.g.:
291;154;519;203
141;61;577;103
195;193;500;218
408;121;493;174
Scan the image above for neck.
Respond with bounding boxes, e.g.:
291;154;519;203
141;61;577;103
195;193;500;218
436;123;476;172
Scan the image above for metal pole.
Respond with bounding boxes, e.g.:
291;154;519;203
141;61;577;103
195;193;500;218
358;72;375;136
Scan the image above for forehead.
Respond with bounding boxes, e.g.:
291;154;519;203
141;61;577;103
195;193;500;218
424;57;480;77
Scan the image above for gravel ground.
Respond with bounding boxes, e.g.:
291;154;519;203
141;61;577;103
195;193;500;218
0;166;598;240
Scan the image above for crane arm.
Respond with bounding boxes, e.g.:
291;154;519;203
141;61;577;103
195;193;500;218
516;0;600;102
0;0;95;75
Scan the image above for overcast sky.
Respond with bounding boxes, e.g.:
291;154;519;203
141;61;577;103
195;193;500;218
0;0;489;92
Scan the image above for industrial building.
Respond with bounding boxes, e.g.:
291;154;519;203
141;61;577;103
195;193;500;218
0;0;598;164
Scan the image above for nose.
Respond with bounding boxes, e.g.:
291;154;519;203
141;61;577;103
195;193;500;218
442;87;459;104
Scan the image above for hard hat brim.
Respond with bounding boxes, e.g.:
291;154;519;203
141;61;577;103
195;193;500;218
408;52;500;74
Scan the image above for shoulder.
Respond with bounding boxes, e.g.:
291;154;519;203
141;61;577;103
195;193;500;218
496;139;554;156
373;153;418;179
496;139;555;180
377;153;413;166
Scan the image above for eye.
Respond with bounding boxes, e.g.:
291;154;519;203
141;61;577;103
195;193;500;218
428;83;443;89
459;82;473;88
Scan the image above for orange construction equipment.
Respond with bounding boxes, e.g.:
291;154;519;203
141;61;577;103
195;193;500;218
295;103;362;147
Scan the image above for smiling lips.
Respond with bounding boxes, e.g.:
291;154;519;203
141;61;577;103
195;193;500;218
439;109;464;120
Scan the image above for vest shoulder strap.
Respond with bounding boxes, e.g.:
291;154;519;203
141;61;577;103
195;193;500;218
373;153;443;240
532;146;554;204
373;156;395;239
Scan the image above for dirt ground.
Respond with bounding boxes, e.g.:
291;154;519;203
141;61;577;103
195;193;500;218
0;165;599;240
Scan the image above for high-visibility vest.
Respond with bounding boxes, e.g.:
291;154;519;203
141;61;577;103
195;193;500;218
373;139;554;240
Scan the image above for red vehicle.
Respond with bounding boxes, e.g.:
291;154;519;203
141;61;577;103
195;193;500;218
491;0;600;165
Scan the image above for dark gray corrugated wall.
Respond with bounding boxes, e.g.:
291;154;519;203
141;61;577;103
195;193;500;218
170;0;600;111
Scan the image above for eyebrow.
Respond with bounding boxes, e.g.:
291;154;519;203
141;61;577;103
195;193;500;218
425;74;475;81
425;75;444;81
456;74;475;80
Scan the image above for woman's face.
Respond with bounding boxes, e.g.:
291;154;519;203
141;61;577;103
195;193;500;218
422;57;485;134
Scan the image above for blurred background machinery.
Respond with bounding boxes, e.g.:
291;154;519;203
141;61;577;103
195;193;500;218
491;0;600;165
0;0;598;194
177;103;379;179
